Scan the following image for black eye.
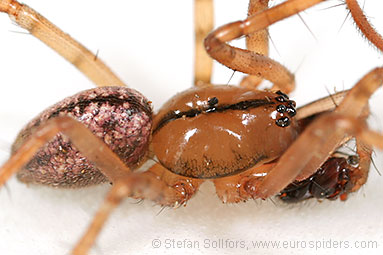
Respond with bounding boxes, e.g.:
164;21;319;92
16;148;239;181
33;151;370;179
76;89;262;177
275;96;286;102
276;117;290;127
276;104;287;113
275;90;289;100
208;97;219;106
288;100;296;107
287;107;296;117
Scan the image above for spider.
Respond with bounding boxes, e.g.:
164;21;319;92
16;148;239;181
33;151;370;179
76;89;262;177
0;0;383;255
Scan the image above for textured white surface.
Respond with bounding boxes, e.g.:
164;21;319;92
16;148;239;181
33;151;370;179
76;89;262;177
0;0;383;255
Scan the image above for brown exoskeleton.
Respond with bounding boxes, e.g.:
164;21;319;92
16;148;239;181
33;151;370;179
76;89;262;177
0;0;383;254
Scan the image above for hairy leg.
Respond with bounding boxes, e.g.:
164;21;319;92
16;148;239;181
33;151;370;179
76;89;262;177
72;164;202;255
205;0;383;93
346;0;383;52
240;0;270;90
213;162;275;203
295;90;348;120
293;67;383;181
194;0;213;86
205;0;330;93
0;116;132;187
254;114;382;199
0;0;125;87
349;139;372;193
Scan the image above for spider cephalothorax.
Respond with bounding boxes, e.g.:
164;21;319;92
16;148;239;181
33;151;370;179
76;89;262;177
153;86;298;179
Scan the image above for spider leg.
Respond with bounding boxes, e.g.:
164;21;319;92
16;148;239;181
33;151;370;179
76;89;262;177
213;162;275;203
241;67;383;198
205;0;329;93
295;90;348;120
194;0;213;87
0;0;125;87
293;90;372;191
295;99;373;200
346;0;383;52
72;163;202;255
0;114;202;254
240;0;270;90
0;116;133;187
349;139;372;194
293;67;383;181
205;0;383;93
252;113;383;199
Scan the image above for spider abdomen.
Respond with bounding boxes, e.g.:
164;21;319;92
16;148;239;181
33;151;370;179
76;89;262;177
152;86;298;179
12;87;152;187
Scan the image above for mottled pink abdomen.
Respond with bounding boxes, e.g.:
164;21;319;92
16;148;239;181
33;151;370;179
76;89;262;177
12;87;152;187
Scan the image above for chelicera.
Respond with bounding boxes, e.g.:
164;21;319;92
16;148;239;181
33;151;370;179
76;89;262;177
1;0;383;254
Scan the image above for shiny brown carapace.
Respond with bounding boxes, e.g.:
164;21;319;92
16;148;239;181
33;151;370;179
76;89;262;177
1;1;383;255
153;86;298;179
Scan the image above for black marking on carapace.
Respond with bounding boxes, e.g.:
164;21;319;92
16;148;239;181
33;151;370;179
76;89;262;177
154;99;276;134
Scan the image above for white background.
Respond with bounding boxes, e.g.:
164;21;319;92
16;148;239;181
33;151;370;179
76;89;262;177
0;0;383;254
